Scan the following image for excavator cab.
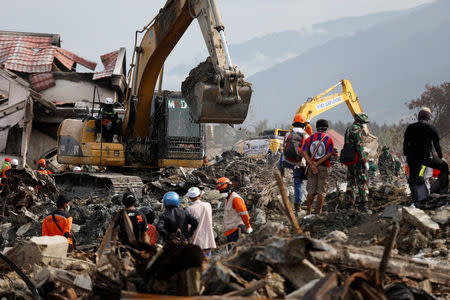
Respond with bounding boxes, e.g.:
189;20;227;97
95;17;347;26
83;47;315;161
150;92;204;168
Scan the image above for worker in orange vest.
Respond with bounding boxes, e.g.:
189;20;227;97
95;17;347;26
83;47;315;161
37;159;53;175
42;195;75;251
216;177;252;243
0;158;11;187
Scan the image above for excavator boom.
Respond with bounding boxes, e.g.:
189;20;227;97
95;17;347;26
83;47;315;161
124;0;252;139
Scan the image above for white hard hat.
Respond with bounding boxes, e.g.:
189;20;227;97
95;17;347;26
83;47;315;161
11;159;18;166
188;187;201;198
104;97;114;105
73;166;82;172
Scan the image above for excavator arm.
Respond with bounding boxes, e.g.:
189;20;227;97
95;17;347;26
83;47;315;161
123;0;252;139
296;79;378;156
295;79;363;121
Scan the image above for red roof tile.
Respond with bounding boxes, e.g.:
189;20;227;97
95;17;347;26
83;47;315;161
0;33;97;92
29;72;55;92
93;50;118;80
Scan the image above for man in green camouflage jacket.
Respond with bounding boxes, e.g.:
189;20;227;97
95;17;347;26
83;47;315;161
344;113;371;212
378;146;395;181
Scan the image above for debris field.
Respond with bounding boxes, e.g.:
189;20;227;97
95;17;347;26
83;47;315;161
0;151;448;299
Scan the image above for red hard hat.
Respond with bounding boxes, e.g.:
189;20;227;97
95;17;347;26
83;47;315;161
216;177;231;191
38;159;46;166
4;158;11;163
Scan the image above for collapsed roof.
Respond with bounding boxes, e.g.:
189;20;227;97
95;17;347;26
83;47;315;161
0;31;125;92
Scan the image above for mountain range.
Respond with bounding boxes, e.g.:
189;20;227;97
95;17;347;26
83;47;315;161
246;0;450;126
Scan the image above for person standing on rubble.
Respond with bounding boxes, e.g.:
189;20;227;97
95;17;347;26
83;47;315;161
378;146;395;181
95;97;121;143
156;191;199;243
216;177;252;243
343;113;371;212
302;119;334;216
37;159;53;175
117;192;149;244
187;187;216;258
278;113;309;212
403;107;449;200
42;195;75;251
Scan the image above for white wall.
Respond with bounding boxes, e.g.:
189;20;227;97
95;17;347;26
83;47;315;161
40;79;118;103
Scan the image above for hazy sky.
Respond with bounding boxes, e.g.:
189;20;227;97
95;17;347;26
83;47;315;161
0;0;432;79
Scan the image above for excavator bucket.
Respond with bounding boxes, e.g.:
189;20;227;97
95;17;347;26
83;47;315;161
186;82;252;124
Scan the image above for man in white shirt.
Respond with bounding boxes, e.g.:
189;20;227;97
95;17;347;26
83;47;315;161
187;187;216;258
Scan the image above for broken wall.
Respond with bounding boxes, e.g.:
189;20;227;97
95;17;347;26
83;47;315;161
40;73;119;104
26;128;57;168
0;68;33;165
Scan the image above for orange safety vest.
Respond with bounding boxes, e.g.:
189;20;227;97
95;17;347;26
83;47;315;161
0;165;11;186
42;210;73;246
38;169;53;175
223;192;250;236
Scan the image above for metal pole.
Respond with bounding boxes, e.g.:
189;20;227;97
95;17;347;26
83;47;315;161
208;0;233;70
219;31;233;70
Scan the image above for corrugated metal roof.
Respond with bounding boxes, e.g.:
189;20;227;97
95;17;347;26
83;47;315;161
93;50;119;80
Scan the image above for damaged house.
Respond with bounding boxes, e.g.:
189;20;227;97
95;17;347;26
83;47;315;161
0;31;126;169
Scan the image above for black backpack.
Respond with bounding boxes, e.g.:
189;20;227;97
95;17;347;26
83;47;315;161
340;127;358;165
283;131;305;162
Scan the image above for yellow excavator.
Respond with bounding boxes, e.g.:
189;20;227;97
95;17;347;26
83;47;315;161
295;79;378;156
57;0;252;170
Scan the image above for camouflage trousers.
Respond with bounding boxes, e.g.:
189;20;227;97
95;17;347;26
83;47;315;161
346;162;369;203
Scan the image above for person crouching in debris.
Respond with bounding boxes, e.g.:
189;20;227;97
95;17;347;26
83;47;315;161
403;107;449;202
37;159;53;175
187;187;216;258
302;119;334;217
117;192;149;244
42;195;76;251
216;177;252;243
156;192;198;243
139;206;158;245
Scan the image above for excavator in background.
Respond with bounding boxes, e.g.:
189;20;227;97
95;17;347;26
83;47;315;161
234;128;288;157
295;79;378;156
235;80;378;158
55;0;252;198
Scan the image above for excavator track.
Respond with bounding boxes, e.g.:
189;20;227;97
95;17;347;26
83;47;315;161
53;172;144;200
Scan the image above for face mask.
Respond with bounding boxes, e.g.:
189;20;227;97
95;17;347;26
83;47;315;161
66;205;71;212
220;192;228;199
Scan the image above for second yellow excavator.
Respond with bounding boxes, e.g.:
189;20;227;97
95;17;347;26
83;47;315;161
57;0;252;170
295;79;378;156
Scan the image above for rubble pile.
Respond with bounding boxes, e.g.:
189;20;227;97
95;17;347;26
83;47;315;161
0;152;448;298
